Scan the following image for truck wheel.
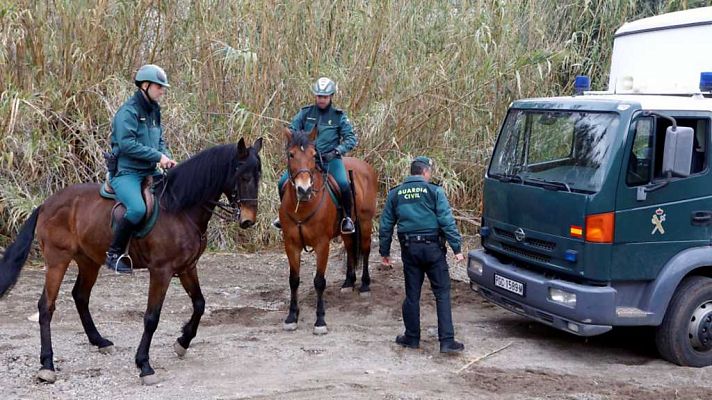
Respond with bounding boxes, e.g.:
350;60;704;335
655;276;712;367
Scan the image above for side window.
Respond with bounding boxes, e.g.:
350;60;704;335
627;117;654;186
653;117;708;178
627;115;709;187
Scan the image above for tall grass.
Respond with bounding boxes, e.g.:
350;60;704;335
0;0;701;249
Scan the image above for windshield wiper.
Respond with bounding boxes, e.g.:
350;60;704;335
492;173;524;183
525;178;572;192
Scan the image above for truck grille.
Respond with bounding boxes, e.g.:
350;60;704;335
501;243;552;263
494;228;556;251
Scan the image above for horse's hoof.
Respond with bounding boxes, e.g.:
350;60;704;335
283;322;298;331
174;341;187;358
340;287;353;294
98;345;115;355
37;369;56;383
313;325;328;335
141;373;162;386
359;290;371;298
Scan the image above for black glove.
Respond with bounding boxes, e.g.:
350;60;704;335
320;149;340;163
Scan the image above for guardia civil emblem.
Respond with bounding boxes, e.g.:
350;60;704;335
651;208;666;235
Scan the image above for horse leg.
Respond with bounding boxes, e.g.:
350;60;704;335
174;266;204;358
283;244;301;331
135;270;172;385
358;220;373;296
340;235;357;292
72;257;114;352
37;252;71;383
313;241;330;335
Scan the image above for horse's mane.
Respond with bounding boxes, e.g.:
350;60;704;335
288;130;314;150
159;144;239;212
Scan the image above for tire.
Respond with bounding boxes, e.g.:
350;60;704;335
655;276;712;367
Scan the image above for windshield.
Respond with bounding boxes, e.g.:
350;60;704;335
489;110;620;193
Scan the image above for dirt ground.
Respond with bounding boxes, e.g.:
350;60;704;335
1;242;711;400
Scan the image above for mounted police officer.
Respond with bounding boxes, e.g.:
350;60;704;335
273;77;357;234
105;64;176;274
379;156;465;353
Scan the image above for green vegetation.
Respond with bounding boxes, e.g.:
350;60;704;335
0;0;702;249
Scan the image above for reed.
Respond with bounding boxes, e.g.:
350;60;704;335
0;0;697;249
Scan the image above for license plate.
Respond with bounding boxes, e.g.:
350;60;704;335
494;274;525;296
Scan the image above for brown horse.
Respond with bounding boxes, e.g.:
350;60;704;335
280;128;377;334
0;138;262;384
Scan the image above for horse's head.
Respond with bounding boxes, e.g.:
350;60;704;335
227;137;263;229
283;126;318;201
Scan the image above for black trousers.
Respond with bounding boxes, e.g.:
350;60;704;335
400;240;454;343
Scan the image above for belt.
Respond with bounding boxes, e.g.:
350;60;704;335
398;233;440;243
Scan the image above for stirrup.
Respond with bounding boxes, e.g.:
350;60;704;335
106;252;133;274
340;218;355;234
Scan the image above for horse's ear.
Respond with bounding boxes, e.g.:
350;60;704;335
308;125;318;142
283;127;293;144
237;138;248;159
253;137;263;154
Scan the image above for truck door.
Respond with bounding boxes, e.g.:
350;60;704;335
614;112;712;280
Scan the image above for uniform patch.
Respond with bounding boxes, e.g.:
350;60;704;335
397;186;428;200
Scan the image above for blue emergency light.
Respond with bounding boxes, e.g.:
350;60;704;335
701;72;712;92
574;75;591;95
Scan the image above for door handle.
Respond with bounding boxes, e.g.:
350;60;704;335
692;211;712;226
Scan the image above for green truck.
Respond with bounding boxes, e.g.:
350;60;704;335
467;7;712;367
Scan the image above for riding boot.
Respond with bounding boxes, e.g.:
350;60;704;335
104;218;138;274
340;186;355;234
272;184;285;230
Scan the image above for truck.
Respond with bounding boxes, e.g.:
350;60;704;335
467;6;712;367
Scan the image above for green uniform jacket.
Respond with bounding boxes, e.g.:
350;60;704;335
379;175;462;256
289;104;356;155
111;90;170;174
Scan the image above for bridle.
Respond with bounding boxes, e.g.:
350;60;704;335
286;145;326;200
206;160;257;221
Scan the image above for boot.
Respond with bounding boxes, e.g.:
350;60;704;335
440;339;465;354
395;334;419;349
272;185;285;230
104;218;137;274
340;186;355;234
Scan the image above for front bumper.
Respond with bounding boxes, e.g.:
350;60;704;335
468;249;616;336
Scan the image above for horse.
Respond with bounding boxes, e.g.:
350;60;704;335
280;127;377;335
0;138;263;385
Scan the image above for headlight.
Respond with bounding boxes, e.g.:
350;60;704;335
548;288;576;307
468;256;483;276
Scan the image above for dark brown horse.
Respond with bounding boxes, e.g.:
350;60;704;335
280;128;377;334
0;138;262;384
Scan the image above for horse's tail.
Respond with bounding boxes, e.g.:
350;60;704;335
0;206;41;298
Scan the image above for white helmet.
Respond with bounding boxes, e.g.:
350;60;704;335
311;77;337;96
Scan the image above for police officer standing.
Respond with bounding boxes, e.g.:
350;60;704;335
379;156;465;353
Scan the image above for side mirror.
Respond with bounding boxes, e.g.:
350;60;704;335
662;126;694;178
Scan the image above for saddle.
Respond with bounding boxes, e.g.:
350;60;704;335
99;175;160;238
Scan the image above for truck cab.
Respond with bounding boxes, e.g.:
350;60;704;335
468;6;712;367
